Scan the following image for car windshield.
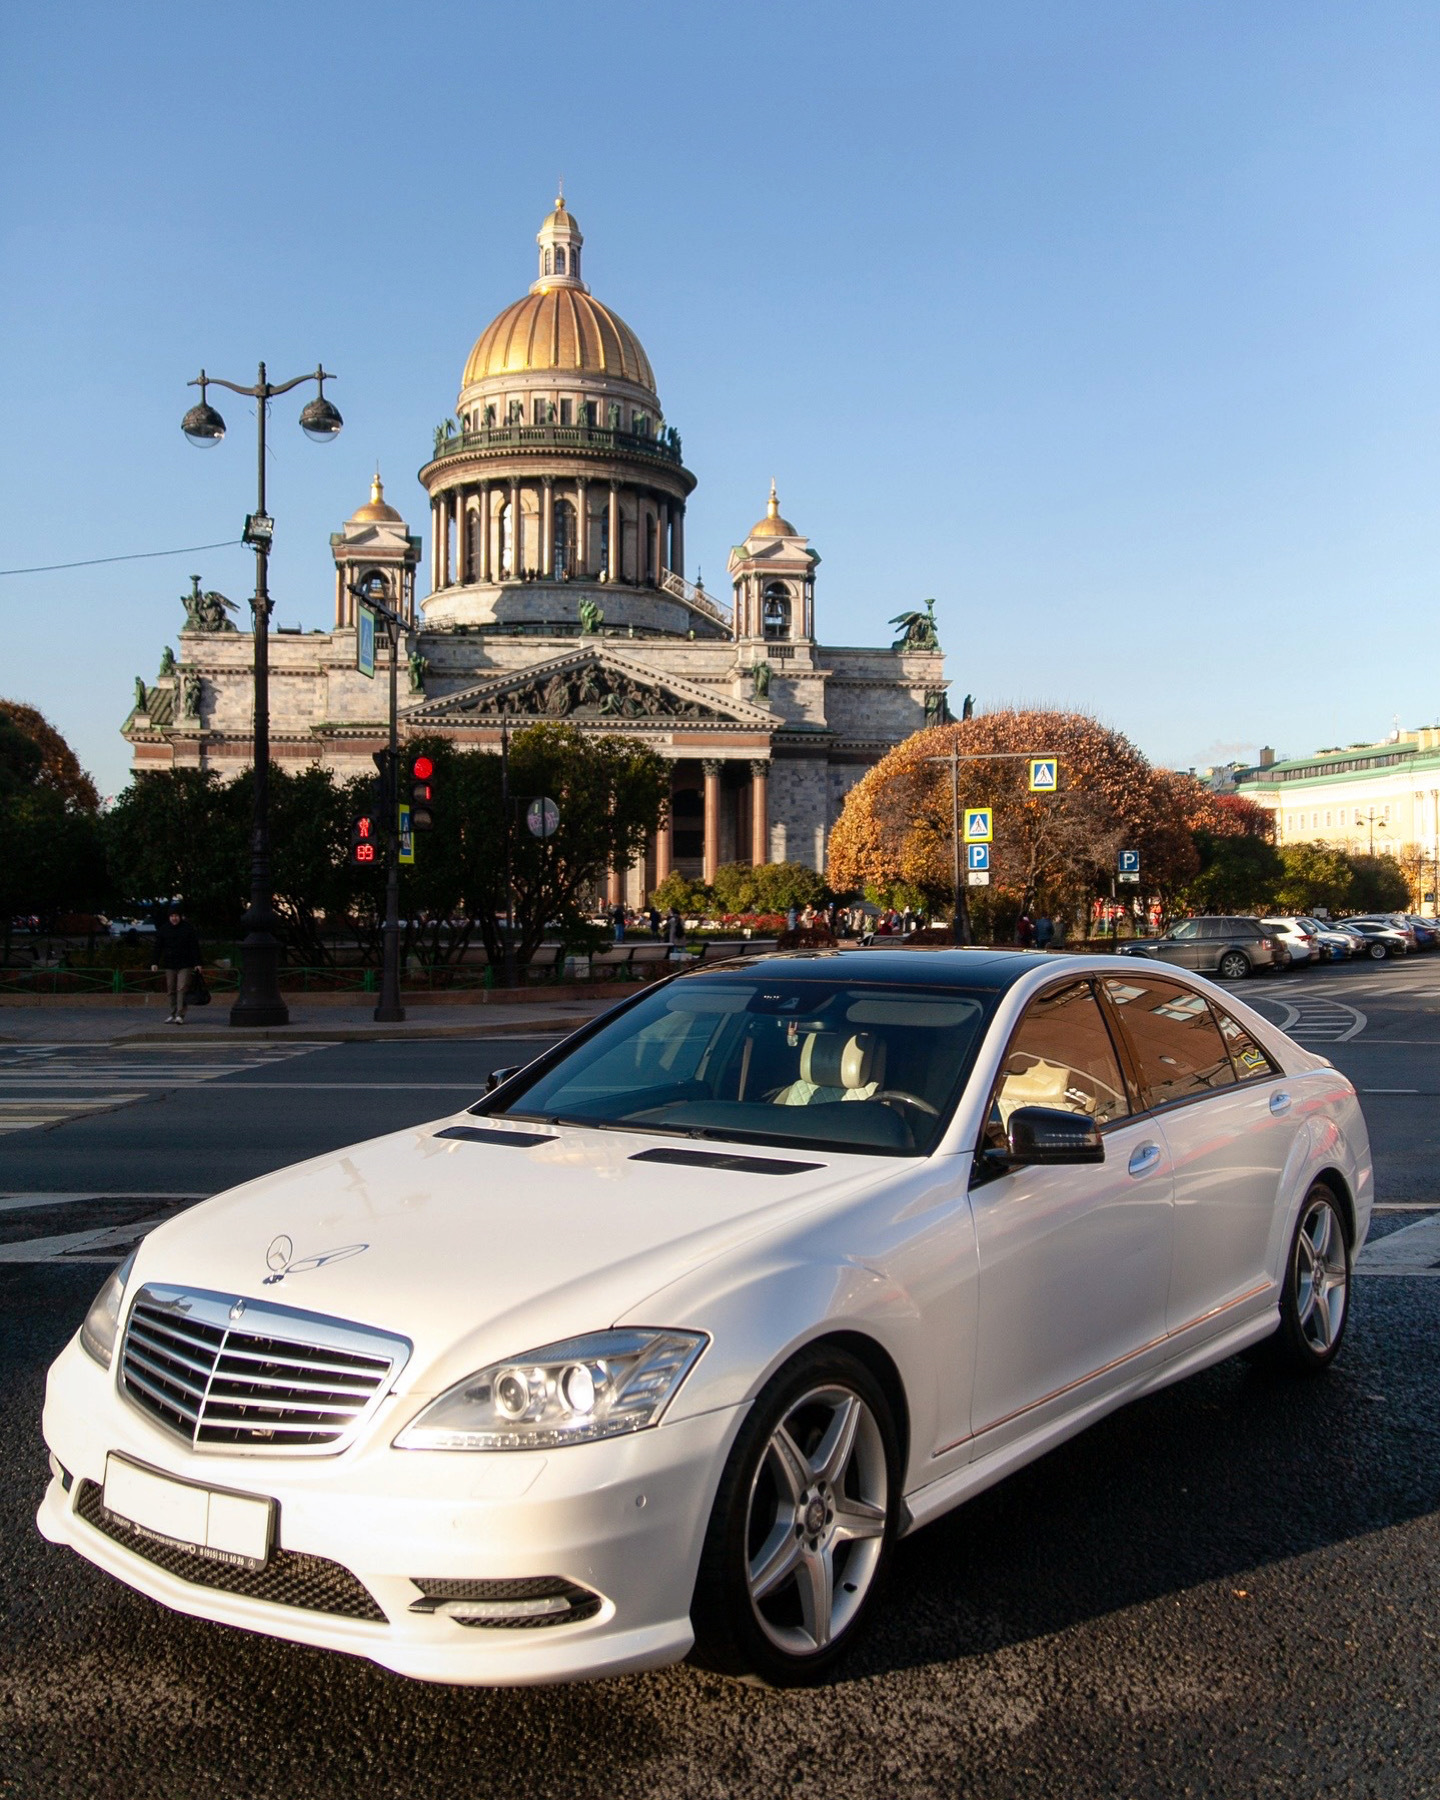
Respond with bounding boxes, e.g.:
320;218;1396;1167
482;975;993;1156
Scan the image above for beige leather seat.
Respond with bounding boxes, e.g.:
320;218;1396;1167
775;1031;887;1106
995;1055;1077;1124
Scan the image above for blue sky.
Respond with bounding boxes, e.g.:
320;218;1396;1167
2;1;1436;798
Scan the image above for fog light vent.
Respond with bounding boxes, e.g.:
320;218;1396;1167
409;1575;601;1629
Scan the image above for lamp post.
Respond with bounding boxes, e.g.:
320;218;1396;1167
182;363;342;1026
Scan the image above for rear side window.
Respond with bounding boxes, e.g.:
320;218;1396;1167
1101;977;1238;1108
990;980;1132;1131
1209;1004;1280;1082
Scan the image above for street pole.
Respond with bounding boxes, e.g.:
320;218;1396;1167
500;717;518;988
181;362;341;1028
948;747;969;946
375;618;404;1023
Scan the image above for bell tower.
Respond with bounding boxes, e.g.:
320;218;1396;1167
329;471;422;629
727;483;820;646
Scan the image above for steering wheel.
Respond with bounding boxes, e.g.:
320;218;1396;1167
874;1090;939;1117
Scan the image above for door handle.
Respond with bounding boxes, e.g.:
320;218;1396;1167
1269;1091;1292;1115
1128;1143;1163;1177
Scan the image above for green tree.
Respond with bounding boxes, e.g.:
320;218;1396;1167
1185;831;1284;914
749;861;826;913
0;707;106;954
1349;853;1410;914
104;769;249;932
652;871;711;914
1274;842;1356;916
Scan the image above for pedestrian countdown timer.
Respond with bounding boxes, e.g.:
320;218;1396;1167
348;814;377;866
963;807;993;844
1028;758;1058;792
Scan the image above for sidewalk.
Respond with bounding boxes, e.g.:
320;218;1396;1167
0;991;621;1045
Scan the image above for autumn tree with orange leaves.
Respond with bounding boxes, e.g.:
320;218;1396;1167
827;709;1221;931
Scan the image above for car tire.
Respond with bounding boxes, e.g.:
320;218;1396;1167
1255;1181;1351;1375
689;1345;900;1685
1368;942;1387;961
1217;950;1251;980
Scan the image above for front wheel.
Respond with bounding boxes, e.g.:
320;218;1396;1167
1258;1182;1351;1373
1217;950;1251;980
690;1346;900;1685
1368;941;1388;960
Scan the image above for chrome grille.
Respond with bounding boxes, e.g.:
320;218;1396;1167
119;1285;411;1455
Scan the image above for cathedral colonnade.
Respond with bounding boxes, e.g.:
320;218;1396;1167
430;481;685;590
606;755;770;907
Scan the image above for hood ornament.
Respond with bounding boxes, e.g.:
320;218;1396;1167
263;1234;369;1286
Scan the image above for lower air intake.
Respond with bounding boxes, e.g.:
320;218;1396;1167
409;1575;602;1628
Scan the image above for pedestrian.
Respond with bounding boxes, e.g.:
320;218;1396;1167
1035;914;1054;950
648;905;661;937
611;903;625;944
666;905;682;946
153;903;203;1024
1015;913;1036;950
786;903;798;932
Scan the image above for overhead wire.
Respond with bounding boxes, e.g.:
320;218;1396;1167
0;540;241;577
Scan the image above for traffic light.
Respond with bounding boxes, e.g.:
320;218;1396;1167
409;752;435;831
349;813;378;866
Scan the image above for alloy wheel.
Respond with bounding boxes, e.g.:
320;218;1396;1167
744;1384;888;1656
1295;1196;1349;1355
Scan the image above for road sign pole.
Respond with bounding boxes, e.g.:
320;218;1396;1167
948;748;971;946
375;617;405;1023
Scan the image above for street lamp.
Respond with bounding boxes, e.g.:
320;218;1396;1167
182;363;342;1026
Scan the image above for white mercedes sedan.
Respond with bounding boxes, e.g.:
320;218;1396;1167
39;950;1371;1687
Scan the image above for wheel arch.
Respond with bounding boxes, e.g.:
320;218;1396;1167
801;1328;912;1477
1311;1165;1357;1247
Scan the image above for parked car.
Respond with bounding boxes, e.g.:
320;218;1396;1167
1260;919;1320;967
1336;920;1408;960
105;918;157;940
39;949;1370;1687
1405;916;1440;951
1297;917;1361;961
1353;915;1418;951
1117;916;1277;980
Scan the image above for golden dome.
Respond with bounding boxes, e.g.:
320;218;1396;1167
462;286;656;390
748;480;797;539
349;471;402;524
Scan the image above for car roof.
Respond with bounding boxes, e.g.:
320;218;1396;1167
673;946;1054;994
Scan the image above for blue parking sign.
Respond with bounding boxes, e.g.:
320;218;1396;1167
1118;850;1140;873
967;843;990;871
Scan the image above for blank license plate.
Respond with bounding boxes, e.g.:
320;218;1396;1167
102;1454;275;1571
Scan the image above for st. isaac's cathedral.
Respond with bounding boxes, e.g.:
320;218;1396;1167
126;196;950;896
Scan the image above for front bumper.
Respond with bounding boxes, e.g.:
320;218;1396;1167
39;1332;744;1686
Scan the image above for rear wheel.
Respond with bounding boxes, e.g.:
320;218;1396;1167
1258;1182;1351;1373
1217;949;1251;980
1368;941;1388;960
690;1346;900;1685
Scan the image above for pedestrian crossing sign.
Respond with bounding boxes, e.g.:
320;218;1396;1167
1028;758;1058;792
967;843;990;871
398;804;414;866
963;807;993;844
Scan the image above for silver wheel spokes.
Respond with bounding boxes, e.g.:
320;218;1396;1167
1296;1199;1348;1352
745;1384;888;1656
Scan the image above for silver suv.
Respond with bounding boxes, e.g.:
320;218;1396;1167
1118;916;1277;980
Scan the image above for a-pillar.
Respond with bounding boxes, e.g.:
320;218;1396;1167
702;759;722;883
541;478;555;578
749;760;769;866
606;482;620;583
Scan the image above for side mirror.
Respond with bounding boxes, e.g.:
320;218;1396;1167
1002;1106;1104;1166
485;1064;522;1094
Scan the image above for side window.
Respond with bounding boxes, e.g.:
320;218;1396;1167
1102;977;1238;1108
1170;921;1200;940
1209;1004;1280;1083
989;981;1132;1141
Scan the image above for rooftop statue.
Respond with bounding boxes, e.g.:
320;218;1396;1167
889;597;940;653
181;575;238;634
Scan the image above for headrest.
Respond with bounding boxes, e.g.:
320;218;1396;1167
841;1031;884;1090
799;1032;845;1087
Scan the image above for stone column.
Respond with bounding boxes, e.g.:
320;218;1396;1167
607;482;620;584
509;480;521;578
440;493;452;590
453;490;467;586
576;477;588;575
606;867;623;906
478;483;490;582
655;770;674;883
430;499;440;590
672;504;684;582
334;566;344;628
702;759;722;883
541;478;555;578
750;760;769;866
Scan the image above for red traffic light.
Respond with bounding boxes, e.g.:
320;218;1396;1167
412;755;434;780
349;813;378;866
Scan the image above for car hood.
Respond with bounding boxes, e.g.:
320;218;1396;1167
127;1115;894;1393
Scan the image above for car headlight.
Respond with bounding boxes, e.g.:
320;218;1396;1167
393;1328;708;1451
79;1252;136;1369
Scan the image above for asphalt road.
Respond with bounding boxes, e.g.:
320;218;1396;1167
2;964;1439;1799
